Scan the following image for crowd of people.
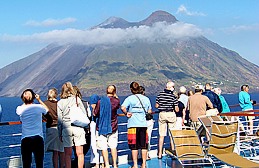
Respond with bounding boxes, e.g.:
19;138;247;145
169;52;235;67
15;81;256;168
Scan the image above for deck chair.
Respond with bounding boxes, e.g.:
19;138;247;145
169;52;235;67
207;120;259;167
198;115;223;132
165;129;214;167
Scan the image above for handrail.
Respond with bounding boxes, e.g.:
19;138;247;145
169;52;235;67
0;121;21;126
2;109;259;126
220;112;259;116
229;103;259;108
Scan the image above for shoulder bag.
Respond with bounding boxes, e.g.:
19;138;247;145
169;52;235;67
135;95;153;120
70;96;90;127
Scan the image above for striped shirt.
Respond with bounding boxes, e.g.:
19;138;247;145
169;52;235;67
156;89;178;112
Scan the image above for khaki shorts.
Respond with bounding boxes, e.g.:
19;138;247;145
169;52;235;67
62;126;86;147
245;108;255;120
96;130;118;150
158;112;176;136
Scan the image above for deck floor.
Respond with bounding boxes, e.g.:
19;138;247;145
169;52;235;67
95;156;182;168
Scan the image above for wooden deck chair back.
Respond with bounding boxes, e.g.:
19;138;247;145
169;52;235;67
206;120;259;168
208;121;238;155
170;130;204;159
198;116;224;135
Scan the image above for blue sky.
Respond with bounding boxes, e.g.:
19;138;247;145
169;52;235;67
0;0;258;68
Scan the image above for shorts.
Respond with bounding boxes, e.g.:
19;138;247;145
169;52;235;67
45;127;64;152
158;112;176;136
128;127;148;150
62;126;86;147
245;109;255;120
96;130;118;150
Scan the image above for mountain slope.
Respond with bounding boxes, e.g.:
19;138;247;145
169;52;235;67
0;11;258;96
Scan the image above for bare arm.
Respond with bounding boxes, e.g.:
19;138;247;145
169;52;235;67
182;107;186;125
155;103;159;108
174;105;179;112
35;94;49;112
121;105;132;118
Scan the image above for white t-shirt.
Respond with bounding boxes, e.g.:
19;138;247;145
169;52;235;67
179;94;189;108
16;104;48;140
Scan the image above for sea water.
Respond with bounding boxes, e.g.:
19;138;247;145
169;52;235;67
0;93;258;167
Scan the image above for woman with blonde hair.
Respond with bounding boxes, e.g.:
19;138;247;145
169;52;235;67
57;82;86;168
44;88;65;168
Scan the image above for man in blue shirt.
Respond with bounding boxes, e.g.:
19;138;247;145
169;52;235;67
202;83;222;113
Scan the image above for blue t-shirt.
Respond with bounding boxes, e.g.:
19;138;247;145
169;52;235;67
122;94;152;128
219;95;230;113
16;104;48;140
239;91;253;110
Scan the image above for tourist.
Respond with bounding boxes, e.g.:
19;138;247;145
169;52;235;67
16;89;49;168
202;83;222;113
44;88;65;168
121;82;152;168
185;90;194;126
213;87;230;113
57;82;86;168
177;86;189;129
139;86;154;160
188;85;213;130
89;94;104;168
239;84;255;135
71;86;91;168
94;85;120;168
155;81;179;159
187;90;194;96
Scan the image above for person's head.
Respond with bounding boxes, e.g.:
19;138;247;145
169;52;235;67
166;81;175;91
179;86;187;94
130;81;140;94
73;85;82;99
107;85;116;95
213;87;222;95
21;89;36;104
205;83;212;90
195;85;204;93
139;86;145;95
187;90;194;96
47;88;58;100
60;82;76;99
241;84;249;92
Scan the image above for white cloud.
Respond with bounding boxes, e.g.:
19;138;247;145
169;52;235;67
221;24;259;34
176;5;206;16
0;22;203;45
24;17;77;27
